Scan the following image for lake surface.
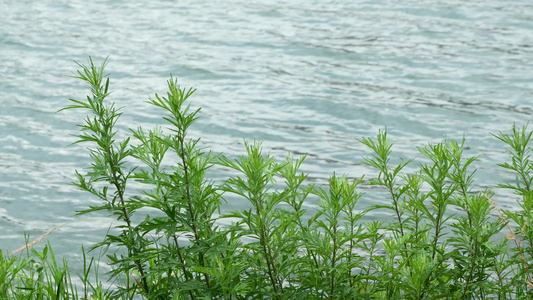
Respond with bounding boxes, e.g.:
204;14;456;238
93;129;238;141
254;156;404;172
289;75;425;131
1;0;533;268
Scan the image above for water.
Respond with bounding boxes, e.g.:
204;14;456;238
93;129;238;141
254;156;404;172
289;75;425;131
1;0;532;267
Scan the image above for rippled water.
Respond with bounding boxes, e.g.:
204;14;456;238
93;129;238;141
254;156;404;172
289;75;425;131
1;0;533;266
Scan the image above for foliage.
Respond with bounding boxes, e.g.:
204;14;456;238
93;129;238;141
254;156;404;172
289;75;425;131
1;58;533;299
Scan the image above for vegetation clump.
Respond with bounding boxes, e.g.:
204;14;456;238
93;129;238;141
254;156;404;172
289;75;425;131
2;58;533;299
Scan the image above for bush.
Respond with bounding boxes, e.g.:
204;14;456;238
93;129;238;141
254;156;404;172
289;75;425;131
2;57;533;299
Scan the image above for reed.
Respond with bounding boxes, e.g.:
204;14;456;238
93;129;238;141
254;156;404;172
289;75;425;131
1;57;533;299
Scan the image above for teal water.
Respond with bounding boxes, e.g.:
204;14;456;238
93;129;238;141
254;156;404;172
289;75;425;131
1;0;532;266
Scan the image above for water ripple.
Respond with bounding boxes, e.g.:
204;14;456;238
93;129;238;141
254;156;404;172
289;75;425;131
0;0;532;266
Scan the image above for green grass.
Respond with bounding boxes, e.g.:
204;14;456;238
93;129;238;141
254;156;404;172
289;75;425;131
2;57;533;299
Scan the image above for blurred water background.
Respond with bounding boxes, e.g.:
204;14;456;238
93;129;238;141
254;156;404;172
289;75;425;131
1;0;533;271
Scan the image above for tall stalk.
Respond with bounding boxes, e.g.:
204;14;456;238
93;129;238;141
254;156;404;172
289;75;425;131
494;124;533;296
61;57;149;297
219;141;288;298
417;142;455;259
147;78;212;289
359;131;412;240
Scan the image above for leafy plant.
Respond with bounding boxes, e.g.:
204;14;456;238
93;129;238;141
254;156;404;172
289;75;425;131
2;57;533;299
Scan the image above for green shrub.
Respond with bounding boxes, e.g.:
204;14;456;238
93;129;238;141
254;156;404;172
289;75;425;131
1;57;533;299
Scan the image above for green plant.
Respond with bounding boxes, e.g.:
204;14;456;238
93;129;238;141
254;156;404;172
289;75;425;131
493;124;533;298
0;238;111;300
3;57;533;299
